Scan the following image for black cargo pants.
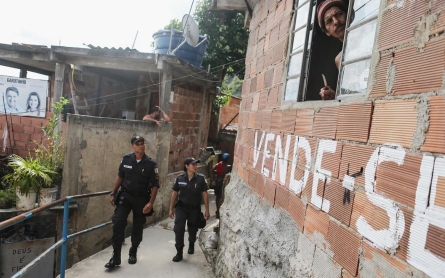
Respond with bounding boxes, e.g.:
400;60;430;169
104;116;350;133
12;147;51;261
111;191;150;248
173;204;200;248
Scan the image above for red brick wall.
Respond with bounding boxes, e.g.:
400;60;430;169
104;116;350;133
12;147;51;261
168;84;210;172
233;0;445;277
218;96;240;130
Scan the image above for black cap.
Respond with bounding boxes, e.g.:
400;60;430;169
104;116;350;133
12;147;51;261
184;157;200;165
131;135;145;145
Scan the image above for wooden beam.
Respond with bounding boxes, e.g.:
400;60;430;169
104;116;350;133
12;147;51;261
0;58;53;76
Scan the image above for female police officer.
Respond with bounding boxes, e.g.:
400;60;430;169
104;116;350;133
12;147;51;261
169;157;210;262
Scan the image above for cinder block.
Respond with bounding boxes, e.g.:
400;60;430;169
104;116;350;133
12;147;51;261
264;178;277;206
339;143;376;188
281;109;297;133
312;106;339;139
336;102;372;143
422;95;445;153
295;109;314;136
350;191;390;235
324;179;355;226
327;221;361;275
304;204;329;239
270;110;282;130
287;192;306;231
378;0;429;50
275;185;290;210
370;99;417;148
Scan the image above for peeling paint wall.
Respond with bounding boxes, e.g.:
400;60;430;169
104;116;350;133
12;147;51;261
216;0;445;277
61;114;171;267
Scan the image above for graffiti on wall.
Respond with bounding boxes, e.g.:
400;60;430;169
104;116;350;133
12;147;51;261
252;130;445;278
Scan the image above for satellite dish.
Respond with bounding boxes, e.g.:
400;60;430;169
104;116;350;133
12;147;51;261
182;14;199;47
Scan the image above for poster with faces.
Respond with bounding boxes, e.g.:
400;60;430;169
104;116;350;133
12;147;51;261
0;75;48;118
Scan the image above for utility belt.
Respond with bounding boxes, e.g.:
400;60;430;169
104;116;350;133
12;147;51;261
121;188;151;197
175;200;200;210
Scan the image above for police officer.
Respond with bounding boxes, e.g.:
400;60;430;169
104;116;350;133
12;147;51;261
105;135;159;268
169;157;210;262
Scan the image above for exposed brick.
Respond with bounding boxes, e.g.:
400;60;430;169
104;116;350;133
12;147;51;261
20;117;33;126
378;0;429;50
360;241;410;277
279;14;292;40
256;72;265;91
312;106;338;139
258;90;268;111
250;77;258;94
320;141;342;179
270;110;282;130
324;179;355;226
261;110;272;130
339;144;376;188
304;204;329;239
264;178;277;206
273;61;285;86
350;191;390;235
271;39;287;65
395;206;413;261
264;68;274;88
370;99;417;148
295;109;314;136
267;87;281;109
337;102;372;143
12;124;24;133
327;221;361;276
19;133;30;142
287;192;306;231
375;152;423;208
422;95;445;153
248;113;256;128
281;109;296;133
393;37;445;95
297;136;317;170
275;185;290;210
23;125;35;134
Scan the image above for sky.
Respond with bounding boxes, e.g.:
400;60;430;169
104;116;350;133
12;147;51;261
0;0;198;79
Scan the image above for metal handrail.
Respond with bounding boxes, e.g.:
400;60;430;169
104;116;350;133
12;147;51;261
0;191;112;278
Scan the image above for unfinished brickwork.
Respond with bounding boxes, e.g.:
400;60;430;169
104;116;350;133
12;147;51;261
216;0;445;277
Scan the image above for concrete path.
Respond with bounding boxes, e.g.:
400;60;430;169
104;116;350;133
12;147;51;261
63;191;218;278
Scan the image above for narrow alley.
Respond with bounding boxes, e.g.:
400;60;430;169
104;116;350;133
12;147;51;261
61;191;218;278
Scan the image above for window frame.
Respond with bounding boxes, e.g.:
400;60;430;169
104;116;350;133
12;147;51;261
283;0;380;103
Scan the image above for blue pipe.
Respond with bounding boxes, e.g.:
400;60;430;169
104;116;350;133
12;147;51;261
59;197;71;278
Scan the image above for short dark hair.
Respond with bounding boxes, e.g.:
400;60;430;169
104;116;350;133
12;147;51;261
6;87;19;97
149;106;159;114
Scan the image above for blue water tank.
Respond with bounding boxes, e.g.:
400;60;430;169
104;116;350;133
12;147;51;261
152;29;209;68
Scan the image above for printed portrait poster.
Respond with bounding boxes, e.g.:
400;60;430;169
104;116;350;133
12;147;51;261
0;75;48;118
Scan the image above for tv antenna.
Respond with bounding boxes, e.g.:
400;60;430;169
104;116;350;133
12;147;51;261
170;14;208;54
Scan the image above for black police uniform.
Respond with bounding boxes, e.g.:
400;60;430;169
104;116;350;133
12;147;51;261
112;152;159;248
173;172;208;249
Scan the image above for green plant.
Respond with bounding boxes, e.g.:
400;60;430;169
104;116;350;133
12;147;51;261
34;97;69;186
2;155;56;196
0;188;16;203
212;87;232;115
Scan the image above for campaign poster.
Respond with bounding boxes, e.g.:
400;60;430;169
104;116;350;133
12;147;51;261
0;75;48;118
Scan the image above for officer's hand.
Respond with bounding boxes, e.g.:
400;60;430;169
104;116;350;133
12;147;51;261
169;209;175;219
156;120;161;128
205;210;210;220
143;202;153;214
110;196;115;207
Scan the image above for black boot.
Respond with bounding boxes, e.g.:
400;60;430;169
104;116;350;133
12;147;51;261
105;246;121;269
188;241;195;254
172;245;183;262
128;246;138;264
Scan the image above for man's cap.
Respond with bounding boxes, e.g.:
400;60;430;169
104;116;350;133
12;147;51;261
317;0;347;31
184;157;200;165
131;135;145;145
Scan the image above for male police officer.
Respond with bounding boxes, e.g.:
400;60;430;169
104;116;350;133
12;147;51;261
169;157;210;262
105;135;159;268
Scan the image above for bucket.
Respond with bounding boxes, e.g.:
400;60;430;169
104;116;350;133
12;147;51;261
153;29;210;68
38;187;58;207
16;189;37;210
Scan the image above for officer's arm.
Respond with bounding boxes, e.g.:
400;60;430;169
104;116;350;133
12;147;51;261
109;176;124;207
169;191;178;219
202;191;210;220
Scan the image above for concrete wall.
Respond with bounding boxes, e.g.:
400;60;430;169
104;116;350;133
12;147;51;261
216;0;445;277
61;114;171;265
